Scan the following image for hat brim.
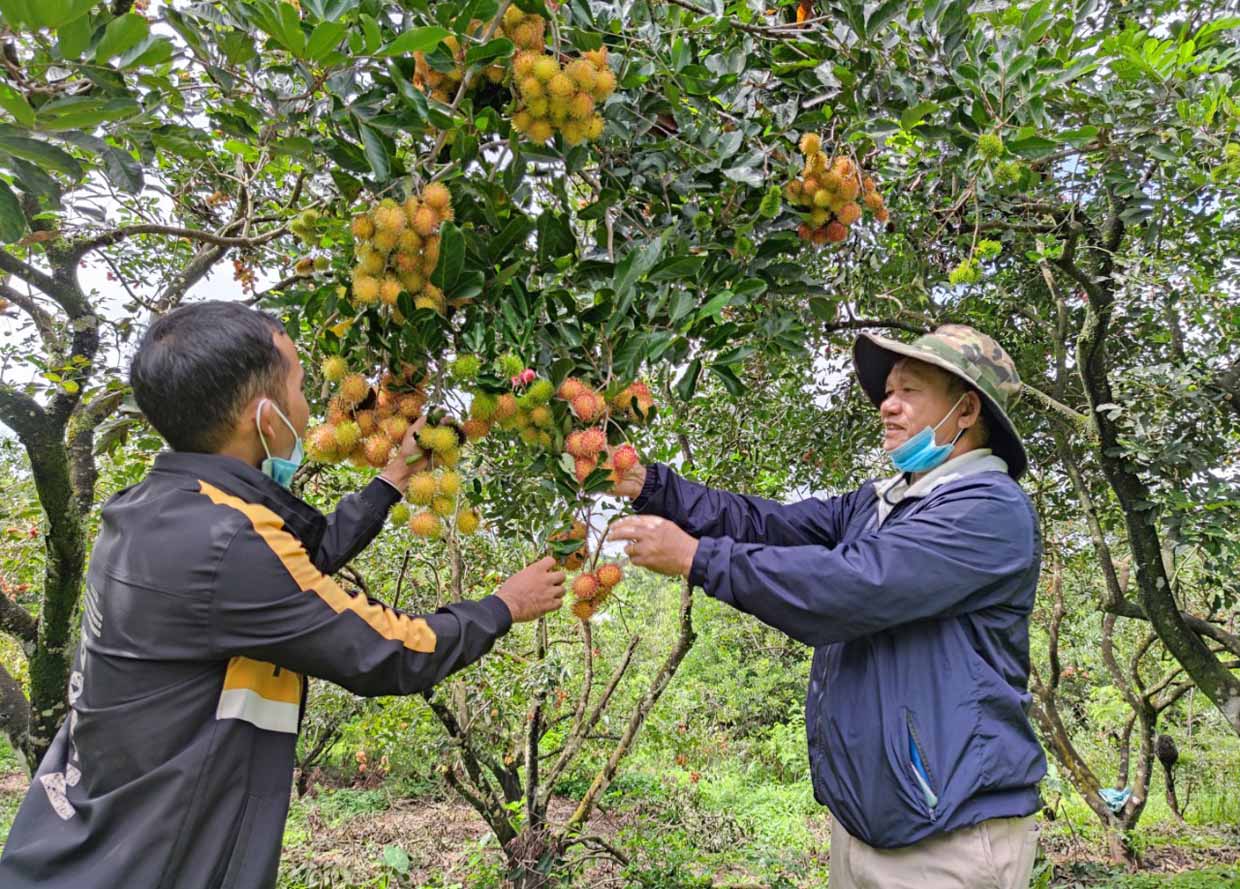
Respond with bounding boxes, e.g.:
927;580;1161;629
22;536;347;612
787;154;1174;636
852;332;1028;480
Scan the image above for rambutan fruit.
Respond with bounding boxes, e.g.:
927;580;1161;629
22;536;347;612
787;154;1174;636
875;207;890;223
456;509;481;535
532;55;559;82
519;426;540;446
592;69;616;99
811;227;830;245
373;205;407;235
356;246;386;276
530;405;553;428
353;273;381;305
512;53;537;83
567;92;594;122
351;214;375;240
397;392;426;419
571;393;600;422
408;511;442;539
393;251;420;275
422;235;441;270
381;416;409;442
558;378;586;401
306;425;340;462
528;119;554;143
526;96;549;117
413;206;439;237
355;410;377;436
379;276;402;305
338;374;370;407
583;46;608;70
519;75;544;99
785;181;803;201
596;562;623;589
437;470;461;498
578;427;606;457
573;573;600;600
326;396;349;426
799;132;822;156
836;202;862;225
418;425;458;454
512;109;533;134
407;472;437;505
374;389;398;418
813;189;832;209
422;182;451;211
864;191;884;211
334;420;362;451
461;419;490;441
470;392;499;421
390;502;410;527
322;356;348;383
797;222;813;241
372;229;400;253
526;378;555;404
586;115;605;141
809;208;830;227
503;6;526;30
512;21;540;50
431;495;455;518
574;456;597;485
571;599;595;621
547;96;571;123
821;171;843;193
825;221;848;243
548;73;575;98
566;59;597;91
561;121;588;146
363;433;393;468
611;443;639;473
802;176;820;195
832;156;855;179
494;393;518;421
434;447;461;469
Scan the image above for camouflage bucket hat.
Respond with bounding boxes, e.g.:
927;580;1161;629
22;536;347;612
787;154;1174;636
852;324;1027;480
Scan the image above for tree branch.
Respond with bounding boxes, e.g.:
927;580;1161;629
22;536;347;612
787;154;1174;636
0;284;59;352
0;592;38;647
66;222;289;261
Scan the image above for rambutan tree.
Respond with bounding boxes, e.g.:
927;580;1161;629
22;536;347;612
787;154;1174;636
1;0;1239;878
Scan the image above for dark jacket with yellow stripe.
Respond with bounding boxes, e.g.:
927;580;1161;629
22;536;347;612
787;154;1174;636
0;452;513;889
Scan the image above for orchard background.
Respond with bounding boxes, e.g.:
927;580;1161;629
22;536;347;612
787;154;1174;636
1;0;1240;886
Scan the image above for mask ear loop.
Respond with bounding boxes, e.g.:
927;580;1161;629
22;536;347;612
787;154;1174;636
256;399;275;460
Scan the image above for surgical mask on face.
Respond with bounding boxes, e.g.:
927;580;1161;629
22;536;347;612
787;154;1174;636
256;399;303;489
888;392;968;474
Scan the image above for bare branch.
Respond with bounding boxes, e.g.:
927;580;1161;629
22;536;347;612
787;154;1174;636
0;592;38;647
0;284;59;351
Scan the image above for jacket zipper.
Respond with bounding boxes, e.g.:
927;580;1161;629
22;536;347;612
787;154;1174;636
906;713;939;819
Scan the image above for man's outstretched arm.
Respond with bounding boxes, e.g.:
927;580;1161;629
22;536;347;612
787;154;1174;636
621;460;853;549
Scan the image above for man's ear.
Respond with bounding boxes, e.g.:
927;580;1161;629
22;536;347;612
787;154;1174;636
958;391;982;429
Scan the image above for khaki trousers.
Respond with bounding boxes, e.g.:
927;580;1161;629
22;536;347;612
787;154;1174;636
828;815;1039;889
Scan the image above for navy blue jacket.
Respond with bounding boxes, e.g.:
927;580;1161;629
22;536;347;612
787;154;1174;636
635;462;1046;849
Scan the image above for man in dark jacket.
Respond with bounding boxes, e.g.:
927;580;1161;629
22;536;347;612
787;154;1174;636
0;301;565;889
612;325;1045;888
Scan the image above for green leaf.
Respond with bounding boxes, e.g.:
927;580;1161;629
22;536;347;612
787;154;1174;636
0;83;34;129
708;363;745;396
307;21;347;60
357;123;390;182
613;233;666;300
1007;134;1059;158
57;12;91;59
674;358;702;402
278;2;306;57
0;0;92;29
465;37;513;67
0;132;84;177
867;0;904;37
94;13;150;65
35;97;141;131
430;221;465;290
900;100;940;130
694;290;734;323
380;26;449;57
0;178;25;242
382;845;411;876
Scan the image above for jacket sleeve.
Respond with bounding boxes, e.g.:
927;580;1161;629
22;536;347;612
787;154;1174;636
311;477;403;574
210;507;511;696
634;462;846;548
688;480;1038;647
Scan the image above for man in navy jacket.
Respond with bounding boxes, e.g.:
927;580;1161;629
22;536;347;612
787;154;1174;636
612;325;1045;888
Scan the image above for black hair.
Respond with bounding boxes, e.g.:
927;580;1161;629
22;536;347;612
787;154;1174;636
130;301;289;453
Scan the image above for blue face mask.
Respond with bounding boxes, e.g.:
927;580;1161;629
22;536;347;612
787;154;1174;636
888;393;968;474
256;399;303;489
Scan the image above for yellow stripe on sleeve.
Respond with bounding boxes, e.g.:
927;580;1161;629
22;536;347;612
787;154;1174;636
199;481;437;653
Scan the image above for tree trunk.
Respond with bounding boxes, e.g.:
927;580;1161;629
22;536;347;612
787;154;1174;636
1057;214;1240;737
503;827;563;889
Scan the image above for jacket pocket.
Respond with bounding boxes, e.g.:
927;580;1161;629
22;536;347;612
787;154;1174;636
218;794;259;889
905;710;939;820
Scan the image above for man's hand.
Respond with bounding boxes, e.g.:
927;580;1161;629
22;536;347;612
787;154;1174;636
496;556;567;622
609;516;699;578
610;451;647;500
380;416;430;490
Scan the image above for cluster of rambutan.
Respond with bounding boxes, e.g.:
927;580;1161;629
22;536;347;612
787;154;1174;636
396;464;481;540
349;183;453;317
557;377;648;485
305;361;427;469
570;561;624;621
510;47;614;146
785;133;889;245
498;6;546;53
